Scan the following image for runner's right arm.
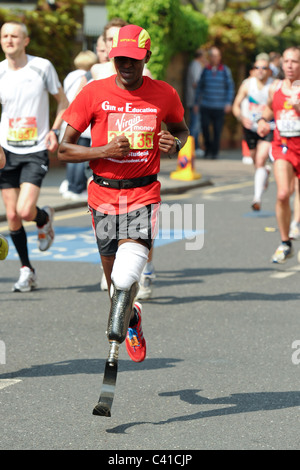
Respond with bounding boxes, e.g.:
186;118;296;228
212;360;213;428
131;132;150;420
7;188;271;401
58;124;131;163
232;80;252;130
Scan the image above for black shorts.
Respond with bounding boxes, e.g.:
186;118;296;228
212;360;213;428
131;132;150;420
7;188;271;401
243;127;273;150
91;203;160;256
0;149;49;189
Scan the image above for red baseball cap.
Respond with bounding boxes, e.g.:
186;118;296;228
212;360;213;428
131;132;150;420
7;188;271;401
109;25;151;60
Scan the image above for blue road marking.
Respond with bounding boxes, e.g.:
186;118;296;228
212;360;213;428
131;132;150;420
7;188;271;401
243;211;275;218
6;226;204;263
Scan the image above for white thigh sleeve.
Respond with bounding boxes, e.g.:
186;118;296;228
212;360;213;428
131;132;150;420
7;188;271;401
111;242;149;290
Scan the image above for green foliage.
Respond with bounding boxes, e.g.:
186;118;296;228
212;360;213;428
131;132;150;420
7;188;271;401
207;11;257;79
0;0;85;81
256;27;300;56
106;0;208;80
174;5;209;56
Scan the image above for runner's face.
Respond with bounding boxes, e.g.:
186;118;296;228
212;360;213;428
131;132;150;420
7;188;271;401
254;60;270;81
282;50;300;81
96;37;108;63
114;55;146;90
0;24;29;58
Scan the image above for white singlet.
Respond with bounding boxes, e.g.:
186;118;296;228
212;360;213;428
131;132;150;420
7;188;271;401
0;54;61;154
244;76;273;128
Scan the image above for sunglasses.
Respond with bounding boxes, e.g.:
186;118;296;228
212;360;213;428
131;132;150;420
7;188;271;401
254;66;269;70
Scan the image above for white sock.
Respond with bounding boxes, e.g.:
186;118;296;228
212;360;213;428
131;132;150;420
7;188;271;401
143;261;154;274
111;242;149;290
254;167;268;202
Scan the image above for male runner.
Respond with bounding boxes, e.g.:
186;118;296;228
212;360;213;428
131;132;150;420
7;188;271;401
233;54;274;211
257;46;300;263
91;18;154;299
58;24;189;362
0;21;68;291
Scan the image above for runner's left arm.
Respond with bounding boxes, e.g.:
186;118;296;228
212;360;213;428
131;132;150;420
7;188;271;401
158;119;189;156
45;86;69;152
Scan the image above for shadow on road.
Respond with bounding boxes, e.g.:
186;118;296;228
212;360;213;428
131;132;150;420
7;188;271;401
106;389;300;434
0;357;182;379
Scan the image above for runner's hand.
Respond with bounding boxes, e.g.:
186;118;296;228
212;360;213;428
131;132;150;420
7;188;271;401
45;131;59;152
106;135;131;158
158;130;176;154
257;120;270;137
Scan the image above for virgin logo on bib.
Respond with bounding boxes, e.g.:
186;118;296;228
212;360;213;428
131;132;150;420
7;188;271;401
108;113;156;150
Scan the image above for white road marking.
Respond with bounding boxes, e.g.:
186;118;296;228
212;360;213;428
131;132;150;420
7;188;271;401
271;271;296;279
271;264;300;279
201;177;274;195
202;181;254;194
0;210;88;232
0;379;22;390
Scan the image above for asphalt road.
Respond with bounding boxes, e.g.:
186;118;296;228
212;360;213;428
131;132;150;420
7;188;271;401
0;165;299;451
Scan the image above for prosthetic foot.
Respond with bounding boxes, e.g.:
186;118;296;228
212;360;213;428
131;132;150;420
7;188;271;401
93;281;139;417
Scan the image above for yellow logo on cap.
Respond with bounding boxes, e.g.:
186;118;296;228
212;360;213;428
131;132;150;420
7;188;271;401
120;39;137;43
138;29;150;48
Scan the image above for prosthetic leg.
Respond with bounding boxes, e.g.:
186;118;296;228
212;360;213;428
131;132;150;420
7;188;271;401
92;281;139;417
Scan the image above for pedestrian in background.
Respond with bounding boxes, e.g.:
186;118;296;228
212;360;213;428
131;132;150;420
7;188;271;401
185;48;206;157
194;46;234;159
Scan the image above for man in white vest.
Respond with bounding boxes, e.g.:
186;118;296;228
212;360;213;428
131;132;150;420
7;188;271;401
0;21;68;291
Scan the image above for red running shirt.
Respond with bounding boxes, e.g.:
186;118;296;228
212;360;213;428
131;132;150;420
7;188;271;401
62;75;184;213
272;82;300;153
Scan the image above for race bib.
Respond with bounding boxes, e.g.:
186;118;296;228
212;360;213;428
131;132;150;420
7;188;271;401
7;117;38;147
276;109;300;137
107;113;156;150
248;102;265;123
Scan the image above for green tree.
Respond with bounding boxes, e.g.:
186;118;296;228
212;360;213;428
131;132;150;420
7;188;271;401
206;10;257;84
0;0;85;81
187;0;300;48
106;0;209;79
